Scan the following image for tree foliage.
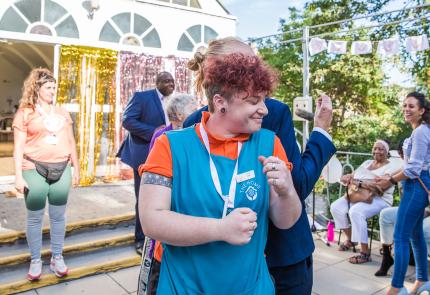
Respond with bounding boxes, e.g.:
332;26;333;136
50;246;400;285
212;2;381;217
370;0;430;91
257;0;420;152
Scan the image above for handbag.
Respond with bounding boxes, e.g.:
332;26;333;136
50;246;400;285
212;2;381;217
417;178;430;203
346;180;375;204
24;155;69;183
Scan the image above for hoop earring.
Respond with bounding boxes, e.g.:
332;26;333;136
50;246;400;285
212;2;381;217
220;108;226;114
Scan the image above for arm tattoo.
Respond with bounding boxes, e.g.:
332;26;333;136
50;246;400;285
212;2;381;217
142;172;172;188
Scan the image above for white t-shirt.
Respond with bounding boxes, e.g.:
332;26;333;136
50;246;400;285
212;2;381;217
353;159;399;205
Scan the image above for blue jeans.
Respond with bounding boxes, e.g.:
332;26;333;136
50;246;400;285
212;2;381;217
392;171;430;288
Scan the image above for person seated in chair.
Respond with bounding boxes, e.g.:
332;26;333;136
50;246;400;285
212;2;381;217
330;140;399;264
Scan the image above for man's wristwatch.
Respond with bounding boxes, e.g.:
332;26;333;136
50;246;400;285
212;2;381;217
389;176;397;185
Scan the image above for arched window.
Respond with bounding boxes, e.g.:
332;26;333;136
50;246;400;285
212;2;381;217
177;25;218;52
0;0;79;38
156;0;201;9
99;13;161;48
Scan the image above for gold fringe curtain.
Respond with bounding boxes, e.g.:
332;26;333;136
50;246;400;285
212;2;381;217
428;68;430;91
118;52;163;146
117;52;192;144
57;46;118;186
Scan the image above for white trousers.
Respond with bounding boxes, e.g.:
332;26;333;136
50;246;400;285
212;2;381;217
379;207;398;245
330;196;389;244
379;206;430;254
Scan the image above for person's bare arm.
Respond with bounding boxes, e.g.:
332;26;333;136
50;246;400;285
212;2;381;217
67;124;79;186
376;170;408;191
13;128;27;193
259;156;302;229
139;172;258;246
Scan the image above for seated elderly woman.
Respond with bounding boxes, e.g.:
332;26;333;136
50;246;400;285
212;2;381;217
330;140;399;264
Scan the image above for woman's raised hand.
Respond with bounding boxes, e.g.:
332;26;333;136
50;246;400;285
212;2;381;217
259;155;293;197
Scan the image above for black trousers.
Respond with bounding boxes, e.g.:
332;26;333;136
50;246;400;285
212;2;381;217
269;256;313;295
147;259;161;295
133;169;145;242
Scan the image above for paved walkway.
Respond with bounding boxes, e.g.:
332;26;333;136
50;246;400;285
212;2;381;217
312;236;416;295
17;266;140;295
1;181;420;295
15;235;418;295
0;180;134;233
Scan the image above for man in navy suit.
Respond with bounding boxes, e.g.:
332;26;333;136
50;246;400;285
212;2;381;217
117;72;175;254
183;95;336;294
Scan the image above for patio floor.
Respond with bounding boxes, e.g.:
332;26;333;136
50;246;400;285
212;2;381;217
0;181;421;295
15;233;418;295
312;233;417;295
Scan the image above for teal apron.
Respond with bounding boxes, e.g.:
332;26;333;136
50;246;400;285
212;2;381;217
157;126;275;295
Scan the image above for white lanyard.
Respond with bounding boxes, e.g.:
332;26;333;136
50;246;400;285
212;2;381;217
199;123;242;218
36;104;64;133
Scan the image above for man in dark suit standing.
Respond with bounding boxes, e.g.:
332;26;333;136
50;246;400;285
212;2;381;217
118;72;175;254
183;94;336;294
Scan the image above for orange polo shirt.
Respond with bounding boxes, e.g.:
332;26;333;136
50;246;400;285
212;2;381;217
13;106;73;170
140;112;292;262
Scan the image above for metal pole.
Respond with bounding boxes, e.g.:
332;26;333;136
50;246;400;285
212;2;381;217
53;44;61;104
302;26;310;151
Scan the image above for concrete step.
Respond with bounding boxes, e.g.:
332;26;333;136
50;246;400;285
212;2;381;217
0;212;135;245
0;212;140;294
0;244;141;294
0;225;135;266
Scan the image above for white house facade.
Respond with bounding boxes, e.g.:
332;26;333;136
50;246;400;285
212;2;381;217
0;0;236;179
0;0;236;110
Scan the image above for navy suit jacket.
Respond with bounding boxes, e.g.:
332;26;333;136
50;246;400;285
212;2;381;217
183;98;336;267
117;89;166;170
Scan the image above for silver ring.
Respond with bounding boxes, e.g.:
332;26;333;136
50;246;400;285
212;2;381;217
273;179;277;185
271;163;276;170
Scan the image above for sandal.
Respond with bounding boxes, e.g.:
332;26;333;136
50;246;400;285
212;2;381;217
338;240;356;252
349;252;372;264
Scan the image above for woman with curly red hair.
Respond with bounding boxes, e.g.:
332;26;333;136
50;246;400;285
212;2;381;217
139;53;301;294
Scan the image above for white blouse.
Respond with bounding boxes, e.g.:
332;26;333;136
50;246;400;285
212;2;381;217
353;159;399;205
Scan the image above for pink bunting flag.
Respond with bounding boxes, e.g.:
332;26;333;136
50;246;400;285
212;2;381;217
327;40;347;54
308;38;327;56
405;34;429;52
351;41;372;55
377;37;400;57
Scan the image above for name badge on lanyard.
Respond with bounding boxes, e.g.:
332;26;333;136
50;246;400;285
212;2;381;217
36;105;64;130
45;134;58;145
236;170;255;183
36;104;64;146
199;123;242;218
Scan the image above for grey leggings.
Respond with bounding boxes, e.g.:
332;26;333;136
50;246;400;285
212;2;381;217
23;167;71;260
26;204;67;260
